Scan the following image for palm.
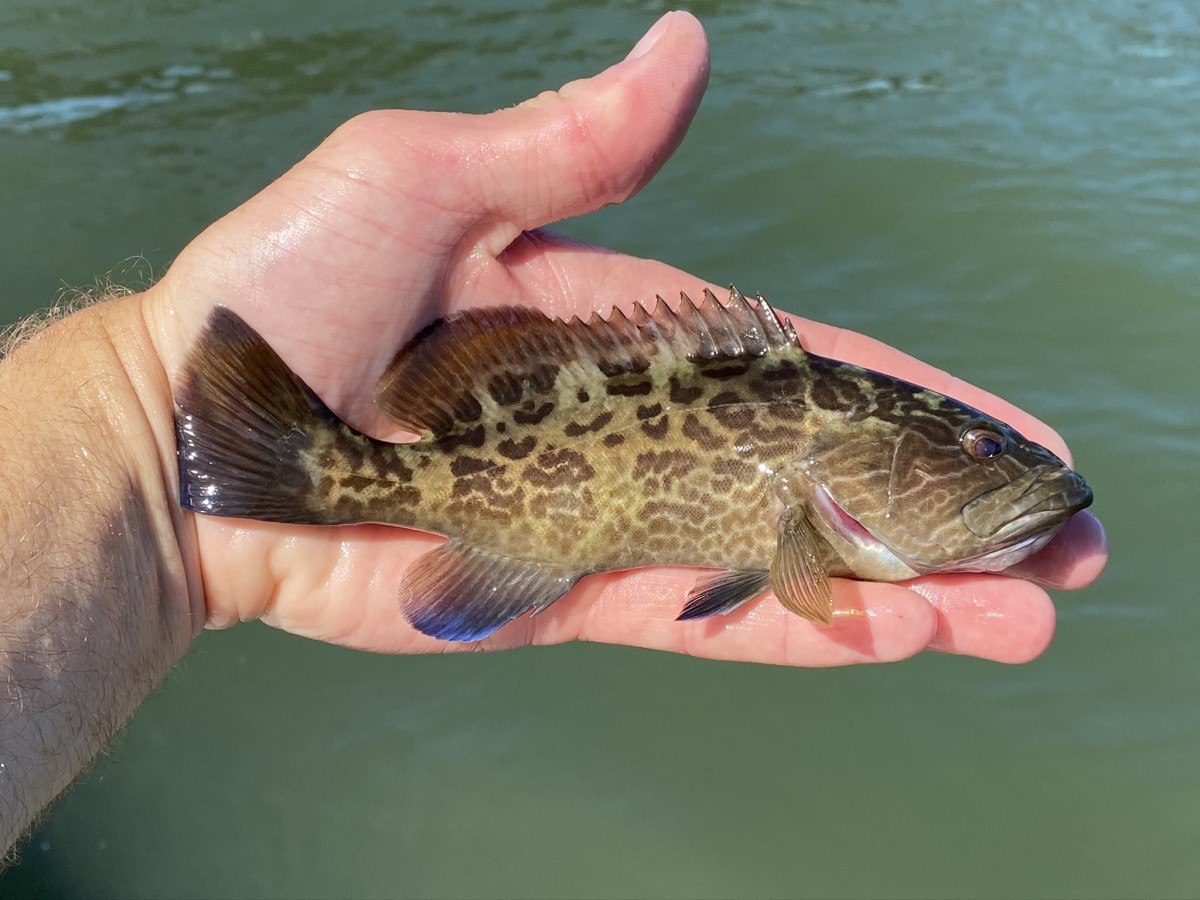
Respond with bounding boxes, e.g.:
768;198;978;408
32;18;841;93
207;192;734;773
146;12;1105;664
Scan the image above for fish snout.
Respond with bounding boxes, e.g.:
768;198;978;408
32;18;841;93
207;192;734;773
962;465;1093;541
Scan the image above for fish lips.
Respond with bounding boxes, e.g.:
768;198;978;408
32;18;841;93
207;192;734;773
904;468;1092;576
961;465;1093;544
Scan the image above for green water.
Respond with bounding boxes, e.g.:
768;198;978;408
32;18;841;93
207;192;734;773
0;1;1192;897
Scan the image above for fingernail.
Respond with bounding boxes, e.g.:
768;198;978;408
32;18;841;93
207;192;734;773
625;11;674;61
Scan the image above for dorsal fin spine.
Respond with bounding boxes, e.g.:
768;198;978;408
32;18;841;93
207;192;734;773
374;287;803;436
722;288;765;354
677;293;714;359
700;288;745;356
644;296;676;347
607;307;643;364
575;316;618;371
754;292;792;348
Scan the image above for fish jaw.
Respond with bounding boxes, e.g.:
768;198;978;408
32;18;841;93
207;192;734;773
807;464;1093;579
958;465;1092;547
933;464;1093;574
928;529;1059;575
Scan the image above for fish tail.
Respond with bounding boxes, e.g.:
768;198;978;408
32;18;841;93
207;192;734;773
174;307;350;524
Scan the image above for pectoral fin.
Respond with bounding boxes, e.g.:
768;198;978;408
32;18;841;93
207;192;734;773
402;542;579;642
770;509;833;625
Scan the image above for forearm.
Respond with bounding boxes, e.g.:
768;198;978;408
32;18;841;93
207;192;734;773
0;297;197;854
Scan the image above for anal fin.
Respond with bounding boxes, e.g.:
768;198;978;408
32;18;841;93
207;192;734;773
402;543;579;642
677;570;770;621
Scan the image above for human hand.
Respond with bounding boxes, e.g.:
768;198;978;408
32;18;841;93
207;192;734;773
135;11;1106;665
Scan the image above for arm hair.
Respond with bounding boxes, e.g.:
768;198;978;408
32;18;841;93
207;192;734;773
0;297;196;858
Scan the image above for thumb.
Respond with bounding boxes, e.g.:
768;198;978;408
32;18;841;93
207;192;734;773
471;11;709;240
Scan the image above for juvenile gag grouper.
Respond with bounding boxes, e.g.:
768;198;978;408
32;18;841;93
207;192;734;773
174;289;1093;641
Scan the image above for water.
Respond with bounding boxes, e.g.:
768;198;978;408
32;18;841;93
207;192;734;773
0;1;1193;897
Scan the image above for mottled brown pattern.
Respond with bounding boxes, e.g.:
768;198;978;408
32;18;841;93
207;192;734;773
639;417;670;441
668;377;703;404
635;402;663;420
180;291;1089;639
497;436;537;460
597;355;651;377
339;473;375;491
699;361;753;380
605;378;653;397
632;449;698;494
451;470;505;500
443;497;513;529
524;448;595;488
682;413;721;449
333;433;366;469
487;363;558;405
451;392;484;423
564;411;614;437
371;333;833;577
434;424;486;453
449;455;493;477
512;401;555;425
706;391;755;430
808;379;841;412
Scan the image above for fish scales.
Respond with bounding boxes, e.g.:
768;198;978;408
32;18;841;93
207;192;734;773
174;288;1093;641
301;300;821;571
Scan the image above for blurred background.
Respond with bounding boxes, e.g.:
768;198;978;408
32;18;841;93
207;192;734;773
0;1;1192;897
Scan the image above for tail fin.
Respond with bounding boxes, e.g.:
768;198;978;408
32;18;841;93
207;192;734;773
174;307;341;524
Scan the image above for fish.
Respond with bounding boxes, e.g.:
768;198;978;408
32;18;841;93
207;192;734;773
173;288;1093;642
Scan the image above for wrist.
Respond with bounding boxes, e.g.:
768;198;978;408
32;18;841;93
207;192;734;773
95;291;207;638
0;291;200;654
0;293;200;850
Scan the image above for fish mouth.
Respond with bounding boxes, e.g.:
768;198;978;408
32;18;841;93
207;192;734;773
943;465;1093;574
962;465;1093;541
811;465;1093;576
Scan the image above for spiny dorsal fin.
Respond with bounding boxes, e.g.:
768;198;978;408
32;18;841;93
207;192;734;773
375;287;800;436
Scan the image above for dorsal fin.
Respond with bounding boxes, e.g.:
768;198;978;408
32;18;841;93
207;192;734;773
374;287;800;436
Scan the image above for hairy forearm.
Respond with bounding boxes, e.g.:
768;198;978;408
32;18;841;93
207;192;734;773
0;298;197;855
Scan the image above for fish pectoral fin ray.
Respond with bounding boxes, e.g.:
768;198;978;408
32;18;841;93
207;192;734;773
770;510;834;625
402;542;579;642
677;570;771;620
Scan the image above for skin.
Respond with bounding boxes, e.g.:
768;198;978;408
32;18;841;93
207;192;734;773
0;11;1107;855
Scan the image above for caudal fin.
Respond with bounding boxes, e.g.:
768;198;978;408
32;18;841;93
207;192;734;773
174;307;340;524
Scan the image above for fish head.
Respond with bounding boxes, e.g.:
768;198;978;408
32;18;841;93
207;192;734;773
784;387;1093;580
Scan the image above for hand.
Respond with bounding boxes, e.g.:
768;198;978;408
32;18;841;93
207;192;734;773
137;11;1106;665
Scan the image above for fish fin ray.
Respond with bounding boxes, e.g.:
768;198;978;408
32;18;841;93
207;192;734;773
770;509;834;624
403;543;579;642
175;307;342;524
375;306;557;435
374;288;802;435
677;569;771;620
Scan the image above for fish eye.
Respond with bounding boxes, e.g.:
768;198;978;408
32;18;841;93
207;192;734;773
961;426;1006;460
